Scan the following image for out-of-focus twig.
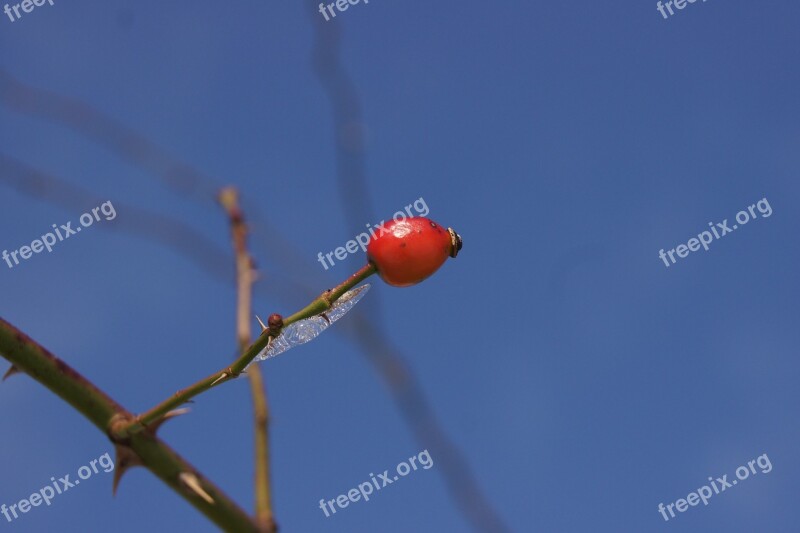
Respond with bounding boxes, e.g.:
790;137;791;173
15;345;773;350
219;187;276;533
0;68;313;287
0;152;232;281
0;69;217;201
306;3;509;530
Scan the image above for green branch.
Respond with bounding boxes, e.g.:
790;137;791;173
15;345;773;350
0;318;259;532
0;319;124;430
111;261;377;440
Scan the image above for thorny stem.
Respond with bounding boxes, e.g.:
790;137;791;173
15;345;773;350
0;319;259;532
219;187;276;533
283;261;376;325
111;263;377;440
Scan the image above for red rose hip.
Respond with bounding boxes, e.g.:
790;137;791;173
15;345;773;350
367;217;462;287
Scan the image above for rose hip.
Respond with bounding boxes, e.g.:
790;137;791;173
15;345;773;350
366;217;462;287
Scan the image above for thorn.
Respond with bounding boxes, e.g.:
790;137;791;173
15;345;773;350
112;444;144;496
2;365;20;381
148;407;191;434
256;315;268;332
179;472;214;504
211;372;228;387
166;407;191;418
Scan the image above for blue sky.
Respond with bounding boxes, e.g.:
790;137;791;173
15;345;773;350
1;1;799;531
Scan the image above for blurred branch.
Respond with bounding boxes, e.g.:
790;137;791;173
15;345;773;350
0;68;310;286
0;69;217;201
306;4;509;530
0;153;231;281
0;319;259;532
219;187;276;533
